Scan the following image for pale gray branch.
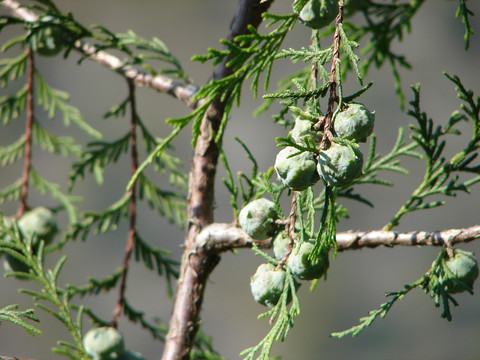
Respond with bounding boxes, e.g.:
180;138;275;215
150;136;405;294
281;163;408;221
0;356;36;360
1;0;198;108
197;223;480;253
74;42;198;107
335;226;480;250
1;0;36;21
197;223;271;251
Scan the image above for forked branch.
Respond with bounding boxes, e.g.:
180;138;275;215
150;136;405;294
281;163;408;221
161;1;273;359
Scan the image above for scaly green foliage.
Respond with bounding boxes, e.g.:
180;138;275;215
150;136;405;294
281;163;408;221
0;1;188;357
236;2;480;359
128;12;299;190
191;330;227;360
341;0;426;108
331;248;475;338
0;304;42;336
0;218;88;358
384;76;480;230
456;0;475;50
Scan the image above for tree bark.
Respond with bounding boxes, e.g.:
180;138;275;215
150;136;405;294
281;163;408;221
161;1;273;359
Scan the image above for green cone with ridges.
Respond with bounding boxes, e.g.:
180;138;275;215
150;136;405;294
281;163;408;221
443;249;479;294
250;263;287;307
83;327;126;360
316;143;363;187
298;0;337;29
275;147;319;191
287;241;329;280
334;103;375;143
239;198;278;240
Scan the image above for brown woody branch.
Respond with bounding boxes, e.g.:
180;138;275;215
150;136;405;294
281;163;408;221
315;1;344;149
161;1;273;359
2;0;273;358
1;0;198;108
15;46;34;219
112;80;139;328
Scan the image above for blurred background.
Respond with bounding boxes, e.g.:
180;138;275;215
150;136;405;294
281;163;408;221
1;1;480;359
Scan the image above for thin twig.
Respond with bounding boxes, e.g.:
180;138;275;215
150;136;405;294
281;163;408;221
316;1;344;149
276;193;298;270
335;226;480;251
112;80;139;327
309;31;319;91
16;46;34;219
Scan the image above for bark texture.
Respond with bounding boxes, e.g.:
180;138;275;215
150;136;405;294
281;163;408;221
161;1;273;359
196;223;480;252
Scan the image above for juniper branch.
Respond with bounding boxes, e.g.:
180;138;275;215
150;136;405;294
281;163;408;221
1;0;199;108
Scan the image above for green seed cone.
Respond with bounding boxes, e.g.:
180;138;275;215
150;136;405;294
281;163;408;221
443;249;479;294
239;199;278;240
273;231;290;260
289;116;321;146
317;143;363;187
275;147;319;191
334;103;375;143
84;327;125;360
287;242;329;280
250;263;287;307
18;207;58;247
298;0;337;29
